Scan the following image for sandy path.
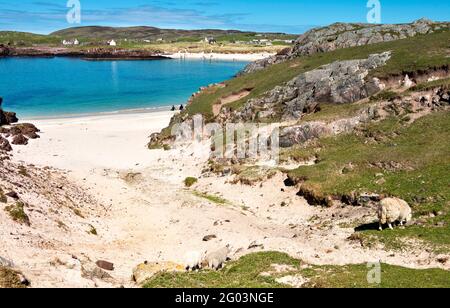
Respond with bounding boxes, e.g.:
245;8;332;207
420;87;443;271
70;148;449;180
213;90;252;116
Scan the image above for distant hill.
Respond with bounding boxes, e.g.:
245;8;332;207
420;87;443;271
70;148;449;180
50;26;296;42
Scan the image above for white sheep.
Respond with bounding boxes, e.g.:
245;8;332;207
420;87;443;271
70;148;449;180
202;246;231;270
184;250;205;271
378;197;412;231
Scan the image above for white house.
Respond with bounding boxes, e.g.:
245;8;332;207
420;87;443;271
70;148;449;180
108;40;117;46
62;39;79;46
204;36;216;44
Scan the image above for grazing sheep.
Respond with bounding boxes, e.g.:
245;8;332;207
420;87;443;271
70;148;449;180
184;251;205;271
203;246;231;270
378;197;412;231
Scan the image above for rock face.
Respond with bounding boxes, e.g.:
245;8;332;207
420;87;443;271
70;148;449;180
242;18;448;74
0;44;10;57
279;106;379;148
232;52;391;122
279;85;450;148
0;111;19;126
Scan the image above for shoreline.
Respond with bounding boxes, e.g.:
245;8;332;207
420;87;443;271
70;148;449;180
20;105;178;121
165;52;273;61
1;45;273;62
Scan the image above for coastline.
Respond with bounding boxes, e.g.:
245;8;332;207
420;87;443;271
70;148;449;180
1;45;274;62
20;105;178;121
165;52;274;61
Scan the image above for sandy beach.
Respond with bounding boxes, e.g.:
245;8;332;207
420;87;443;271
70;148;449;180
4;108;446;288
165;52;274;62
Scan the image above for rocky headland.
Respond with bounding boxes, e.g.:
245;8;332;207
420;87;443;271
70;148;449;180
0;45;170;60
242;18;450;74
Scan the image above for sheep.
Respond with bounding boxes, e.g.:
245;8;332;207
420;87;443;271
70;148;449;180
202;246;231;270
378;197;412;231
183;250;205;271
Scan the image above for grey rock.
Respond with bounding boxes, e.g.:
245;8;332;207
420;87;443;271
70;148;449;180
0;256;14;268
279;105;378;147
233;52;390;122
0;136;12;152
96;260;114;271
203;234;217;242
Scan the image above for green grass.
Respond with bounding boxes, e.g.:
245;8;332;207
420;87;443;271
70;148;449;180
0;31;61;46
181;30;450;121
369;90;401;102
300;101;374;123
143;251;450;288
184;177;198;187
287;111;450;251
192;191;229;205
4;202;30;226
410;77;450;92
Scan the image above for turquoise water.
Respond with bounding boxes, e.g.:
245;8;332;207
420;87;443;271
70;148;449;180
0;57;247;118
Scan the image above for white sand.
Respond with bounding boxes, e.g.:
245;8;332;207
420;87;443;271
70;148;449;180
165;52;274;62
15;110;174;171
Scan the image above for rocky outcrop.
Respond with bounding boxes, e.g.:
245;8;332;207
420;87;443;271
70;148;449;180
279;85;450;148
0;98;40;151
242;18;449;74
0;136;12;152
0;44;11;57
279;106;379;148
1;46;169;60
0;111;19;126
231;52;391;122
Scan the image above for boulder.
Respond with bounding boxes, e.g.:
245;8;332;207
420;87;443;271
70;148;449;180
12;134;28;145
8;123;40;139
0;256;14;268
81;262;113;281
0;110;18;126
96;260;114;271
0;136;12;152
5;191;19;199
203;234;217;242
132;261;185;285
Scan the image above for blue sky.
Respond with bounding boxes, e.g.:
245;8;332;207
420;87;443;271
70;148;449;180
0;0;449;34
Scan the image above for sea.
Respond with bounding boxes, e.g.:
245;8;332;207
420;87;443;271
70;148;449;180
0;57;248;119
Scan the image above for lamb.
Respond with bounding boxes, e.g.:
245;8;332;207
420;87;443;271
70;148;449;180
184;251;205;271
378;197;412;231
202;246;231;270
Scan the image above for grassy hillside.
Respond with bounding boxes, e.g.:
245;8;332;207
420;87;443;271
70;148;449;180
181;29;450;120
143;252;450;288
160;28;450;254
51;26;296;42
0;31;61;46
286;111;450;251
